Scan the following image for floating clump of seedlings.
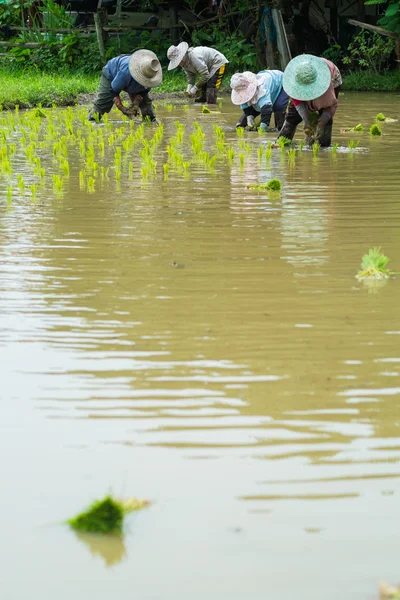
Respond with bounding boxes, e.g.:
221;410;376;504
356;247;393;280
249;178;281;192
202;105;211;114
370;124;382;136
375;113;386;122
68;495;149;535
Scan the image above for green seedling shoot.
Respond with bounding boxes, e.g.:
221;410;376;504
258;145;264;163
312;142;320;157
287;147;296;162
167;105;173;112
236;127;244;138
202;106;211;114
354;123;363;131
356;247;392;280
239;153;245;167
348;139;359;150
163;163;169;178
249;178;281;192
265;141;272;161
375;113;385;122
370;124;382;136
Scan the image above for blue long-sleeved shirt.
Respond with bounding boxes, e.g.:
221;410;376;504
103;55;149;96
240;70;283;111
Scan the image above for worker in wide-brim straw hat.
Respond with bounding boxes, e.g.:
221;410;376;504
276;54;342;147
167;41;229;105
230;70;289;132
88;49;162;123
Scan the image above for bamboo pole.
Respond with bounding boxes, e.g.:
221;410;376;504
348;18;399;39
94;12;106;64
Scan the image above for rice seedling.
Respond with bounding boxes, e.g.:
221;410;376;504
375;113;385;122
236;127;244;138
331;143;339;154
183;161;191;174
370;124;382;136
30;184;37;200
257;145;264;163
128;162;134;179
226;146;235;161
17;174;25;190
167;104;173;112
298;140;304;152
265;141;272;161
202;106;211;114
354;123;363;131
312;142;320;157
287;147;296;163
79;170;85;188
52;174;64;192
68;496;148;534
115;168;122;182
348;139;359;150
184;104;189;111
163;163;169;178
87;177;95;193
356;247;393;280
7;186;13;204
239;153;245;167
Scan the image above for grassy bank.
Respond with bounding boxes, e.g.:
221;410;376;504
1;66;399;109
342;71;400;92
0;67;185;109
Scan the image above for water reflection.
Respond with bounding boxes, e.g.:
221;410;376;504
74;532;127;567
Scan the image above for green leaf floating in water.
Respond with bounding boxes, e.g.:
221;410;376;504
249;178;281;192
68;496;149;534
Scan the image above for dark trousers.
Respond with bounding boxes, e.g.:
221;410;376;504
89;74;156;121
277;87;341;147
196;64;227;104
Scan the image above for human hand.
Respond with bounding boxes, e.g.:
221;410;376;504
188;85;198;98
125;103;140;117
245;115;257;131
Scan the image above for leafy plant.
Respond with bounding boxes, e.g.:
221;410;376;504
343;30;395;73
312;142;320;156
249;178;281;191
376;112;386;121
192;24;258;72
348;139;360;149
356;247;392;279
365;0;400;34
68;496;148;534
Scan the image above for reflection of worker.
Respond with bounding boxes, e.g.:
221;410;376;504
277;54;342;147
230;70;289;132
167;41;228;105
89;50;162;122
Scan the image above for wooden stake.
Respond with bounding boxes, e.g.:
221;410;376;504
94;12;106;65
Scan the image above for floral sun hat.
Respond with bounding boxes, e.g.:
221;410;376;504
282;54;331;101
167;42;189;71
230;71;258;105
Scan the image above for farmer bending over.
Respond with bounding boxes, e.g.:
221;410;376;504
277;55;342;147
230;70;289;132
167;42;228;105
89;49;162;122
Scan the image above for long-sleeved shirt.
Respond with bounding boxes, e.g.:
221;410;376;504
103;55;149;96
240;70;284;111
182;46;229;87
292;59;342;118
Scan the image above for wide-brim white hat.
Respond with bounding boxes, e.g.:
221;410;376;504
167;41;189;71
283;54;331;101
129;49;162;88
230;71;258;105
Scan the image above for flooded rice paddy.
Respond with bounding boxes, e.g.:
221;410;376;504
1;92;400;600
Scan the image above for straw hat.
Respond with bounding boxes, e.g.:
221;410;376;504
129;49;162;88
167;41;189;71
230;71;258;105
283;54;331;101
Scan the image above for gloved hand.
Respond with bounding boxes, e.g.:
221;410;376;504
125;103;140;117
188;85;198;98
184;84;192;97
246;115;256;130
259;122;276;133
304;126;315;146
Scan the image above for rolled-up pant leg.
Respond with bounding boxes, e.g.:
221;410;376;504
206;64;227;105
317;117;333;147
89;73;114;120
276;101;302;141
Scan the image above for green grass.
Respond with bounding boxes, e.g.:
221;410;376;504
342;71;400;92
0;67;186;109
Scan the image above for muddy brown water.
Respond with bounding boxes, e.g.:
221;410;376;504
1;92;400;600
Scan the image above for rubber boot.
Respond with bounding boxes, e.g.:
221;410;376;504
274;111;286;131
139;95;156;122
276;119;297;142
194;89;207;103
316;119;333;147
206;87;217;105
